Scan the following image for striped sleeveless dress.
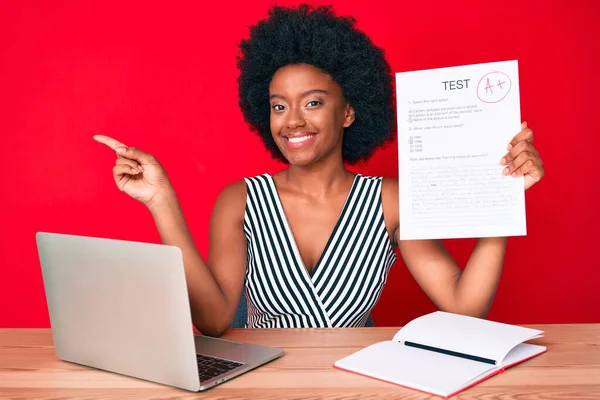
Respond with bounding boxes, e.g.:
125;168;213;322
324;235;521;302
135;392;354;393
243;173;397;328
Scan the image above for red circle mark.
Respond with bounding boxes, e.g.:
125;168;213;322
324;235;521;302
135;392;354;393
477;71;512;103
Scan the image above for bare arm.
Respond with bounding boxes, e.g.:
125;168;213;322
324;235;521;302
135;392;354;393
382;177;506;318
381;123;544;318
397;237;506;318
148;182;247;337
93;134;247;337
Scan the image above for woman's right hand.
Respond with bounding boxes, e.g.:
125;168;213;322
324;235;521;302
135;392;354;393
93;134;173;207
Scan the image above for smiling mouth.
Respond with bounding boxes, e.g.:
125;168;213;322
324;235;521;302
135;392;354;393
287;134;315;144
284;133;317;149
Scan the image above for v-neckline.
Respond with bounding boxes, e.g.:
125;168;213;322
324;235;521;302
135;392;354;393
266;173;361;279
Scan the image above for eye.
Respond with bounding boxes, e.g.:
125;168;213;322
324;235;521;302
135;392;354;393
306;100;322;107
272;104;286;112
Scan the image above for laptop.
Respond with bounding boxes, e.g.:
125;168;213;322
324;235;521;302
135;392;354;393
35;232;284;391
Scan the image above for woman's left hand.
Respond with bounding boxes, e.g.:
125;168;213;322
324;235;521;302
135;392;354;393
500;121;545;190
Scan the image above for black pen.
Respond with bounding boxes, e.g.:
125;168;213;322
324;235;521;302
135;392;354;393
404;341;497;365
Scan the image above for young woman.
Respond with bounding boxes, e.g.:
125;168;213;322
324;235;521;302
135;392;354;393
94;5;544;337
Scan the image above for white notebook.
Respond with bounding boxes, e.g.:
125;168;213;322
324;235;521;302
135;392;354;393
334;311;547;398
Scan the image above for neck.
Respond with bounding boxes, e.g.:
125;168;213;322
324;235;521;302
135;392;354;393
281;156;354;199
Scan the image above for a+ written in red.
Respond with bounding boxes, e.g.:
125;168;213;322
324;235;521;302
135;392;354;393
477;71;512;103
485;78;507;93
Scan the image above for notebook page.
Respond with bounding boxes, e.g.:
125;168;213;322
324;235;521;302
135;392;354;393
457;343;547;391
500;343;547;367
392;311;543;364
334;340;496;397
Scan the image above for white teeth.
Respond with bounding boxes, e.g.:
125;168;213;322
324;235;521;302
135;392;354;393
288;135;313;144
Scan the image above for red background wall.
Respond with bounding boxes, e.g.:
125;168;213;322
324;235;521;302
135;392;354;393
1;0;599;328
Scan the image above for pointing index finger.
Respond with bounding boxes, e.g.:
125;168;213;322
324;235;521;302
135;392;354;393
93;134;128;151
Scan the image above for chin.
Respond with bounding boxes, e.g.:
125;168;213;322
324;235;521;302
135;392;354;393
280;147;323;165
285;154;317;166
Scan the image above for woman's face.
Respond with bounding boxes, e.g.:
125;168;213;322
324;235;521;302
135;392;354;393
268;63;355;166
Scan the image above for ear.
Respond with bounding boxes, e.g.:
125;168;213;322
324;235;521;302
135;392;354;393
343;103;356;128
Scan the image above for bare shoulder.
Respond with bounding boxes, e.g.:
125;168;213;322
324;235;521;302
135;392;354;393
211;180;247;222
219;179;247;199
380;177;399;245
381;177;398;198
381;177;399;211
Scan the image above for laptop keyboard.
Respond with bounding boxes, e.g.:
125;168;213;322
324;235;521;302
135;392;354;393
196;354;244;382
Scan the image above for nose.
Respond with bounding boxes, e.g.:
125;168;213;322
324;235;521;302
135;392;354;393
285;106;306;130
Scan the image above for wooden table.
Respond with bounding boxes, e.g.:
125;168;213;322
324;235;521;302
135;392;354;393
1;325;599;399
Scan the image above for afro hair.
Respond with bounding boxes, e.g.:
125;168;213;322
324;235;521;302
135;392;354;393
237;4;396;165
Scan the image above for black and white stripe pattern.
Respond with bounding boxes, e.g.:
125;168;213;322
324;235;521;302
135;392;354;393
243;174;397;328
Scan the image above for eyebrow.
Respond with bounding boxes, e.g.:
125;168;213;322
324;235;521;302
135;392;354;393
269;89;329;100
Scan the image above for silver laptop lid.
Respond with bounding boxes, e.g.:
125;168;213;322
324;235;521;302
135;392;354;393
36;232;200;392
